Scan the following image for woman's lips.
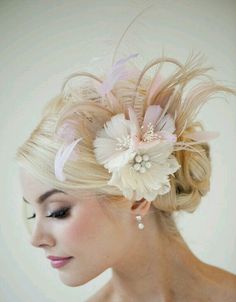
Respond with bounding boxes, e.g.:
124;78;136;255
49;257;73;269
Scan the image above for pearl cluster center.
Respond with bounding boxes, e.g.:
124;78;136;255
132;154;152;173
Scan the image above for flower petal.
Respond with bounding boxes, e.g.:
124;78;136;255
156;112;176;133
93;113;135;170
93;135;120;164
104;113;131;139
107;158;168;201
158;182;171;195
142;105;162;132
128;105;141;141
104;149;136;172
158;131;177;143
141;141;174;163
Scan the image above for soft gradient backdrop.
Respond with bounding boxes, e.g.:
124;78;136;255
0;1;236;301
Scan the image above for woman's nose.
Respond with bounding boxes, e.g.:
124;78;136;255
30;221;55;248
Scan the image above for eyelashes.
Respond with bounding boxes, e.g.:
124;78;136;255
27;214;36;220
27;207;70;220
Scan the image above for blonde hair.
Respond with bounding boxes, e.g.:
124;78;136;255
16;51;236;240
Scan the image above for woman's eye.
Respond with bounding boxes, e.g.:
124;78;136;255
47;207;70;219
27;213;36;220
27;207;70;220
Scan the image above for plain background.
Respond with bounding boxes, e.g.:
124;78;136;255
0;1;236;301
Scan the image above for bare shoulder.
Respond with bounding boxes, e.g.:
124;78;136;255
202;263;236;302
85;266;236;302
85;281;112;302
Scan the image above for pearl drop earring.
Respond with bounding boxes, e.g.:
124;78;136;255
136;215;144;230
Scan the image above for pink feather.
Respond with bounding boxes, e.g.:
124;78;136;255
97;53;139;97
57;121;77;143
184;131;220;142
54;138;82;181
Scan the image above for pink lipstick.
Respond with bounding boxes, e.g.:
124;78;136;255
47;256;73;269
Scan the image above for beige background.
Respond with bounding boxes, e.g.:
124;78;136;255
0;0;236;301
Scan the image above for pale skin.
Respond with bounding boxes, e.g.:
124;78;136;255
19;168;236;302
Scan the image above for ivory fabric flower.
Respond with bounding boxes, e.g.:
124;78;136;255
93;105;181;201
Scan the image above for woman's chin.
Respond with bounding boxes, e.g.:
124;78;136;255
58;272;95;287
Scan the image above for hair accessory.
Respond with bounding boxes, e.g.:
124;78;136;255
54;120;82;181
93;103;181;202
54;53;220;200
136;215;144;230
96;53;139;98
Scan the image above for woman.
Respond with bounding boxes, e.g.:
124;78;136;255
16;51;236;302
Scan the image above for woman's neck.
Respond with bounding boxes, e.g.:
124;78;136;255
109;218;207;302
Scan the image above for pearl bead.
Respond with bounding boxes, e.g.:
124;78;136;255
143;154;149;161
141;161;146;167
135;155;142;163
134;163;141;171
138;223;144;229
145;161;151;168
140;167;146;173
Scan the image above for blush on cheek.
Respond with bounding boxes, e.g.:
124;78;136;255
63;200;106;244
59;199;122;277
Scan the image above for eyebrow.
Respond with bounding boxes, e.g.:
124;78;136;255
23;189;67;204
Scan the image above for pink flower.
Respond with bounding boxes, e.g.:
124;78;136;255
128;105;177;151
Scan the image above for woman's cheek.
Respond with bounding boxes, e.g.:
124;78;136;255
63;204;105;245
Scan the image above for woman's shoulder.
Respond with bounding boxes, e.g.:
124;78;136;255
85;266;236;302
201;263;236;302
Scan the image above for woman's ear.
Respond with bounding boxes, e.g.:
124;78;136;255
130;198;152;217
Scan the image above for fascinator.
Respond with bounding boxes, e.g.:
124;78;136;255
54;53;219;202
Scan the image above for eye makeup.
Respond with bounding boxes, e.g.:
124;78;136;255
27;207;70;220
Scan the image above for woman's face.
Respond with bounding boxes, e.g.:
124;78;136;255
19;168;133;286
